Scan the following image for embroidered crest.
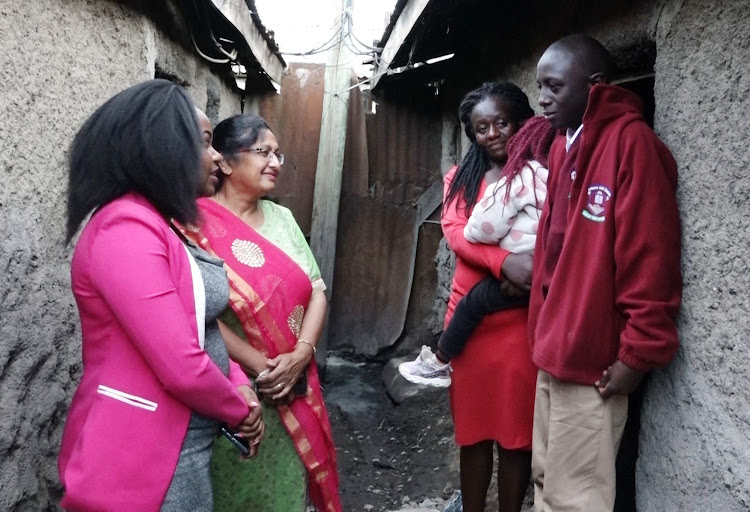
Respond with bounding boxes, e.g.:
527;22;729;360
231;239;265;267
288;305;304;336
582;185;612;223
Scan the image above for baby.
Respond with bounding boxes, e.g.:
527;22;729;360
399;116;554;387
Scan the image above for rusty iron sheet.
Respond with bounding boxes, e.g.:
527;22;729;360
364;96;443;204
259;63;325;236
329;95;443;355
329;198;419;355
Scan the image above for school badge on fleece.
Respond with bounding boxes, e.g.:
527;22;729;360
582;184;612;222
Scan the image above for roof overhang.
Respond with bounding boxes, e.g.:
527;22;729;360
371;0;433;90
209;0;285;84
370;0;532;94
183;0;286;92
371;0;659;96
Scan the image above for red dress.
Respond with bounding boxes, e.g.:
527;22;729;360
442;167;537;450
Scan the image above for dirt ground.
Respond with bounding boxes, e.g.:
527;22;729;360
322;350;534;512
323;351;460;511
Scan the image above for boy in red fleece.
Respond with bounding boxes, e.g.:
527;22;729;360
529;34;681;512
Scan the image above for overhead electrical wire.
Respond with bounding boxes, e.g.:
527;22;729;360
193;34;233;64
276;3;382;59
281;24;345;56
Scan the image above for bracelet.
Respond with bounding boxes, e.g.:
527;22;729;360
296;339;316;354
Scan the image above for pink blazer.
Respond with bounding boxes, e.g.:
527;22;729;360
58;193;251;511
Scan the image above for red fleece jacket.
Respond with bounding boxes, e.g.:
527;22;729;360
528;84;682;385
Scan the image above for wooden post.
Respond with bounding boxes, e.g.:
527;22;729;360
309;0;354;367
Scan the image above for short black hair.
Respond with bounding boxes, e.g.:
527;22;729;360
552;34;617;81
66;79;201;242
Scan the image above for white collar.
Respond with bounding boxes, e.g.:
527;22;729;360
566;124;583;152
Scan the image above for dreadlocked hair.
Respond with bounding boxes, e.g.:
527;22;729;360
493;115;557;207
444;81;534;216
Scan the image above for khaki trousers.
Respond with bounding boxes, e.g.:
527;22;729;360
532;369;628;512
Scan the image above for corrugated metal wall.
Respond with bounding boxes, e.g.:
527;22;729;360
329;93;444;355
260;63;325;236
259;65;444;356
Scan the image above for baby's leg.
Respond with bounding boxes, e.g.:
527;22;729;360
437;275;527;361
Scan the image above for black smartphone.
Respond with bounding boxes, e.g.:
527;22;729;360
292;371;308;397
220;426;249;456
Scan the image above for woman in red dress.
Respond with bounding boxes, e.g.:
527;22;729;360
442;82;541;512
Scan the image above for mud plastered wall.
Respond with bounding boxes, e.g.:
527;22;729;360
639;1;750;510
434;0;748;509
0;0;242;508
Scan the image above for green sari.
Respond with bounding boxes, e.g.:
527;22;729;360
204;200;333;512
211;313;308;511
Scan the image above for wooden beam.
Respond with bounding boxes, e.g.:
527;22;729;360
414;179;443;223
209;0;285;84
371;0;433;89
309;0;355;367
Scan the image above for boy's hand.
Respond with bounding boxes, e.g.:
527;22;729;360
595;360;645;398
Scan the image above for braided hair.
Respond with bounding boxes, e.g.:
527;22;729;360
495;115;557;206
444;82;534;215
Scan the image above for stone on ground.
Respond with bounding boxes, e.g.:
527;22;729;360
382;357;448;404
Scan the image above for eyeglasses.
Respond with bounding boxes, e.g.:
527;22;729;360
238;147;284;164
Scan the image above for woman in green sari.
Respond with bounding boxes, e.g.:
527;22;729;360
184;114;341;512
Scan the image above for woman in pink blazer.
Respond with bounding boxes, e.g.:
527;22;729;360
58;80;262;511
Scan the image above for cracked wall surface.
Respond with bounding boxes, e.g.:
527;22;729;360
638;1;750;510
0;0;247;508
